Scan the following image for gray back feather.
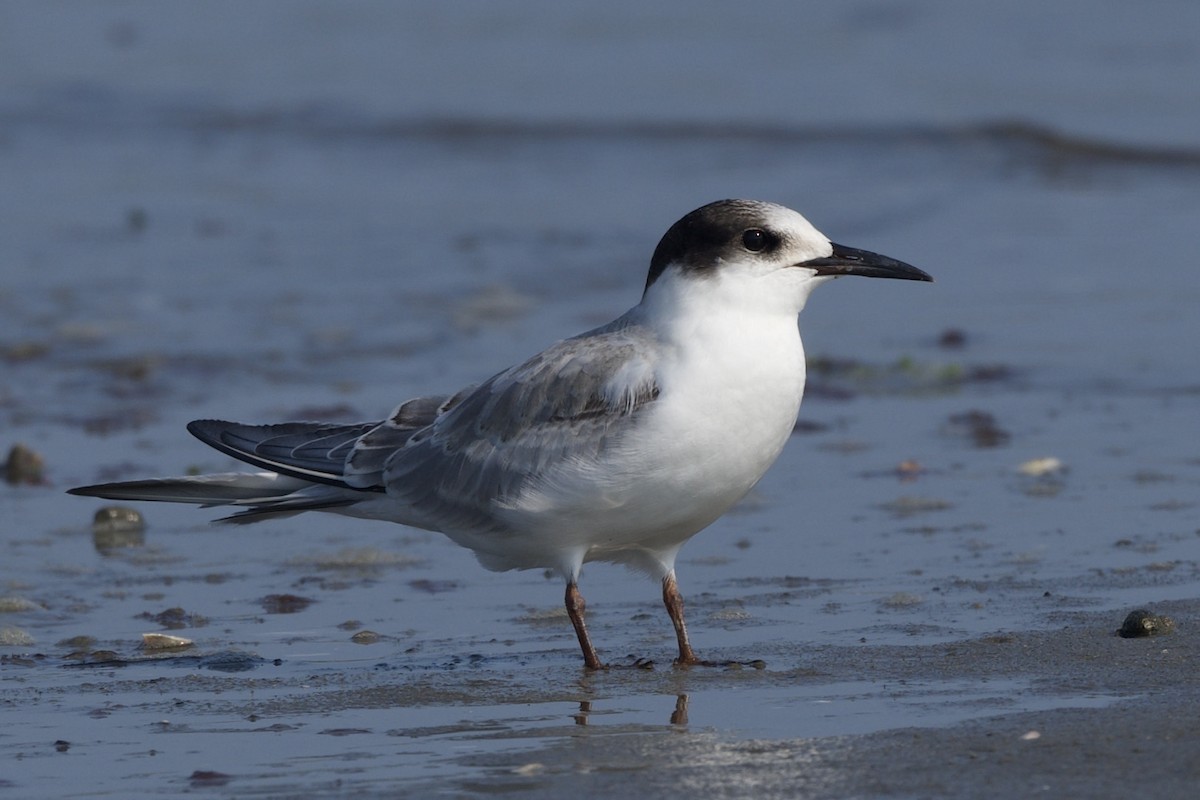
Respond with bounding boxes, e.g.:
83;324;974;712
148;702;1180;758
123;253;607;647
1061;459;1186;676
378;317;661;534
341;389;473;486
182;316;662;534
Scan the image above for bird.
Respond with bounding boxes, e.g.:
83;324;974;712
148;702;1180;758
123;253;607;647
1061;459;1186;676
70;199;932;669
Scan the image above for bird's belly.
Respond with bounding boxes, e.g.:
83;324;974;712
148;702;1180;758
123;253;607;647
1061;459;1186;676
501;369;805;560
472;321;806;574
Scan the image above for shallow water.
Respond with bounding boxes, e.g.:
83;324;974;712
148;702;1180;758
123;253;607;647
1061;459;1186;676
3;2;1200;797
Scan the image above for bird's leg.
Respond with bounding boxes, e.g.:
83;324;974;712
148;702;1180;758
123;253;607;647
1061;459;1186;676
663;571;701;666
565;581;604;670
670;694;690;726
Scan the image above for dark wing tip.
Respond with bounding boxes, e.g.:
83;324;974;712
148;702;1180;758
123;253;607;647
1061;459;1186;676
185;418;264;470
187;418;232;446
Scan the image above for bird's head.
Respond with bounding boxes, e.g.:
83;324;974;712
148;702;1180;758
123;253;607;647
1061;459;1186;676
643;199;931;317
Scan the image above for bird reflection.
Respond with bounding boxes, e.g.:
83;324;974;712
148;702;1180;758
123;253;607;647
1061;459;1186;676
670;693;689;725
569;694;690;727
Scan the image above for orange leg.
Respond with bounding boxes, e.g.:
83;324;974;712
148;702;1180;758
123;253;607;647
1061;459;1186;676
565;581;604;670
663;571;701;666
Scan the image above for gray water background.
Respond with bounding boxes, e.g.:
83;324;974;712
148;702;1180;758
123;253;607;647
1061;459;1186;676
2;2;1199;796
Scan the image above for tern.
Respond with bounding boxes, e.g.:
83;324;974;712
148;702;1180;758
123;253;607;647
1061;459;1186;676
70;199;931;669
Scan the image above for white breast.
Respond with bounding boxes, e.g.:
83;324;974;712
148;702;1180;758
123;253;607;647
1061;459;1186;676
493;277;809;576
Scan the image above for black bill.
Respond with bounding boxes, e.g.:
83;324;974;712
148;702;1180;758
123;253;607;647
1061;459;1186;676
802;242;932;282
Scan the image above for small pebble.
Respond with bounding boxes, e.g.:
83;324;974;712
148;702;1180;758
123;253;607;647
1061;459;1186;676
880;496;952;516
512;763;545;776
261;594;314;614
0;596;40;613
0;626;35;646
938;328;967;349
93;506;147;553
93;506;145;534
943;410;1010;448
1017;457;1066;477
139;607;208;629
4;444;45;485
189;771;232;788
880;592;924;609
1118;609;1175;638
141;632;194;650
350;630;381;645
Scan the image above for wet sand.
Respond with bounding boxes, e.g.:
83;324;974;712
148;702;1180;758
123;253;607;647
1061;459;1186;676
6;595;1194;797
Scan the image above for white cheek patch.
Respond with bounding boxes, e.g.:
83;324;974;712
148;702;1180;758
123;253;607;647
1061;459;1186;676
763;206;831;264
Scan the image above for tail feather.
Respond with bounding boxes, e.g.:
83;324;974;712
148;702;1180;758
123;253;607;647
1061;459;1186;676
213;496;359;524
69;417;404;524
68;471;309;504
68;471;357;524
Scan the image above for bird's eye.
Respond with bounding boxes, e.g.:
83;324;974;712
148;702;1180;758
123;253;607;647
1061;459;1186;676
742;229;769;253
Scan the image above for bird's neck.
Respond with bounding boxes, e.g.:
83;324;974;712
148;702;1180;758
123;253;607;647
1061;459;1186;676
625;276;808;497
636;276;806;355
632;278;808;406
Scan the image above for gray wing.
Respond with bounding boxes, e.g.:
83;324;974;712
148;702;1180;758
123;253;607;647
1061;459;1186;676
187;419;380;486
377;320;662;534
182;317;661;533
340;389;474;487
186;390;470;489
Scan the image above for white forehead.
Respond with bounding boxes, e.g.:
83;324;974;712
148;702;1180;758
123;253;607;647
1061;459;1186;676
758;202;827;247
